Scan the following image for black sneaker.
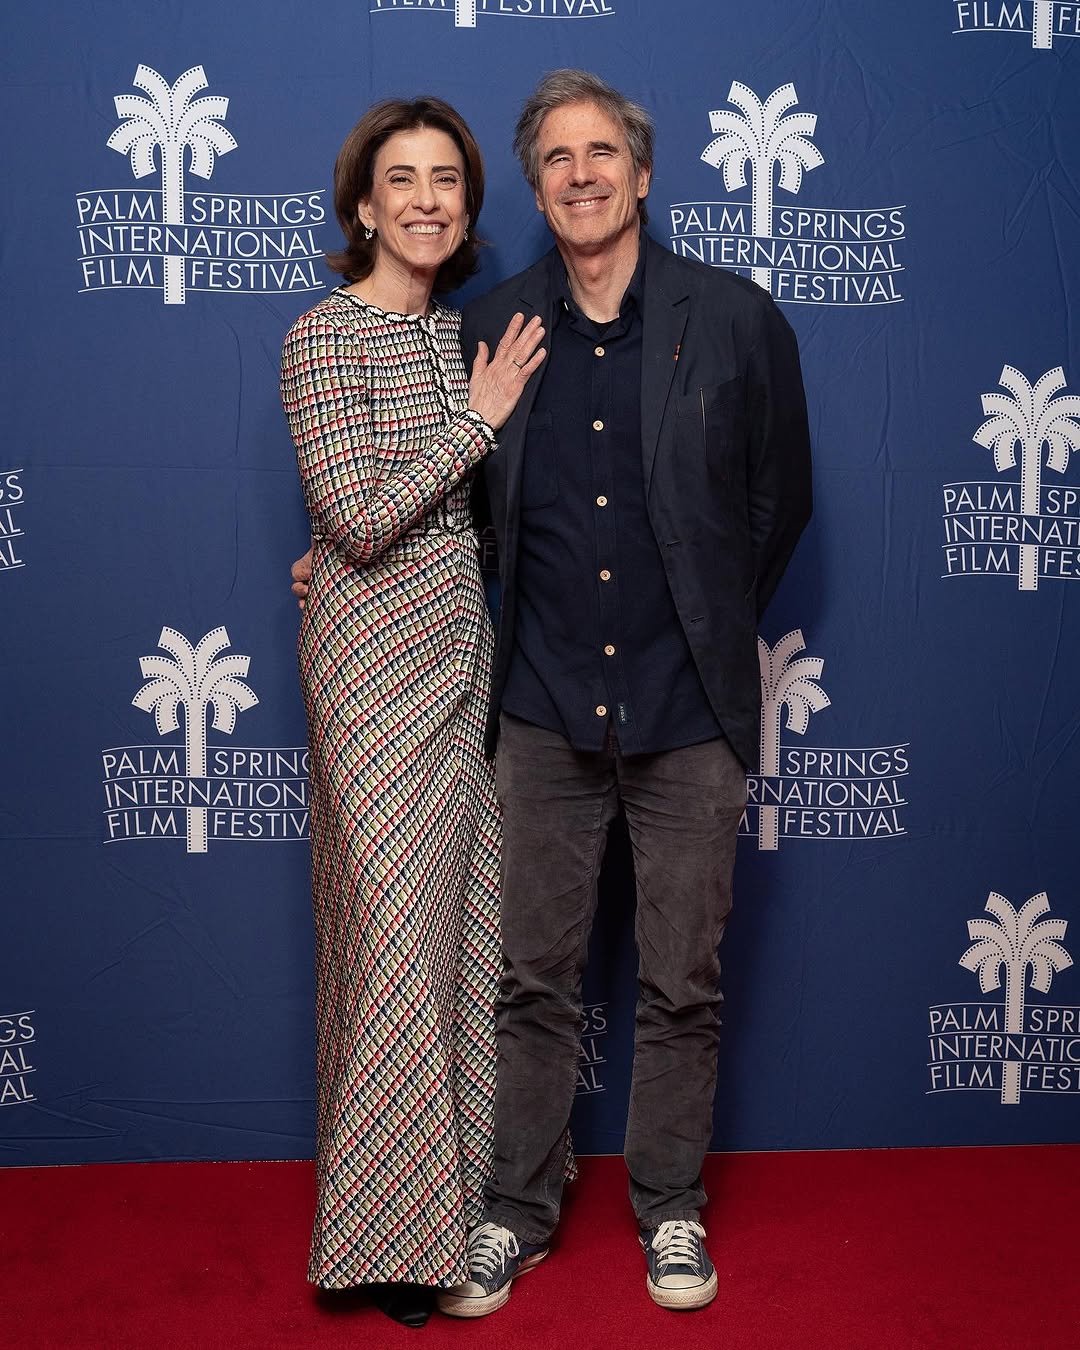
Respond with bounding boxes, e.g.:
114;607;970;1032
639;1220;718;1310
437;1222;548;1318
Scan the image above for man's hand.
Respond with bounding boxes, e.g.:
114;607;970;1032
291;547;313;610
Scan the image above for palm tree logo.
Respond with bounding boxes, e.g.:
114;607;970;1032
133;627;258;853
972;365;1080;591
108;65;237;306
757;630;830;851
1032;0;1053;48
701;82;824;294
959;892;1071;1104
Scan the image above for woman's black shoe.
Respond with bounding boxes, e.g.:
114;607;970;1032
366;1282;435;1328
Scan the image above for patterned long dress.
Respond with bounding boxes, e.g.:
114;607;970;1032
280;288;501;1290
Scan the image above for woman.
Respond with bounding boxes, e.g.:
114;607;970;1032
280;98;544;1324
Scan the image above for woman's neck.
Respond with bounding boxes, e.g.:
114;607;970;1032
347;257;436;316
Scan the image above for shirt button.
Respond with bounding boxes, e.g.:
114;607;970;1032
595;705;608;717
592;419;604;431
599;569;611;581
603;644;616;656
594;346;605;357
595;495;608;507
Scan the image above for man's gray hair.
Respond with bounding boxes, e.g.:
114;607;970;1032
513;69;654;224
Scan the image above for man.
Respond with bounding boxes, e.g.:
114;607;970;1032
295;70;811;1315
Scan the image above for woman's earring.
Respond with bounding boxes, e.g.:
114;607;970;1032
463;226;469;242
364;227;374;241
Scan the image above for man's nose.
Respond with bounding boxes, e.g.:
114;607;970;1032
567;155;596;185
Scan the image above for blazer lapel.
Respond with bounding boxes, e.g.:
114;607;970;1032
498;251;558;532
640;238;689;494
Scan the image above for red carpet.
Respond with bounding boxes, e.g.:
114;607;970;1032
3;1148;1078;1349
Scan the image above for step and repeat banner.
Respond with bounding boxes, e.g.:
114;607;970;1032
3;2;1078;1164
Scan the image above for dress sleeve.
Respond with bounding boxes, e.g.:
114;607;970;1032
281;309;495;565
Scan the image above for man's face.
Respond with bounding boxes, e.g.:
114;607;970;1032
533;100;650;255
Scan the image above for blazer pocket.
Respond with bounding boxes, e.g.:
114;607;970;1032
675;379;743;481
521;411;559;511
675;378;742;418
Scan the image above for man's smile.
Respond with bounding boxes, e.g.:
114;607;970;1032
560;194;610;209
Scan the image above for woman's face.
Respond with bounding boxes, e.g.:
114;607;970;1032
358;126;468;282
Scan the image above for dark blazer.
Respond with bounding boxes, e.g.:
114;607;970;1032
461;233;812;770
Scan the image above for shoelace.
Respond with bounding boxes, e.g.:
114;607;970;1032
467;1223;520;1279
650;1220;706;1273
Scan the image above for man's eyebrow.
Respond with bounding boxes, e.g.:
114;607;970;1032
541;140;620;164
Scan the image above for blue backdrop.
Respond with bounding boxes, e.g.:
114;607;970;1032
3;1;1079;1165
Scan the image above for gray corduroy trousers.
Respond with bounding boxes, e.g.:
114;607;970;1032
483;713;746;1242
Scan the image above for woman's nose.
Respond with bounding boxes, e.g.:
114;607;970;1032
412;178;438;210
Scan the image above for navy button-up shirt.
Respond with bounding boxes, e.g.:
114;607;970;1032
501;241;722;754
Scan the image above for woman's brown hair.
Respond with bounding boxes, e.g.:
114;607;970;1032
326;97;485;294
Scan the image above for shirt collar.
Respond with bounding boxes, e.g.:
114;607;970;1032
553;229;647;329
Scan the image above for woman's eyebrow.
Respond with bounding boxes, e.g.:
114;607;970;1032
382;163;462;173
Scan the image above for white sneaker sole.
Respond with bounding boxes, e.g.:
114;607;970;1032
646;1268;718;1310
437;1250;548;1319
